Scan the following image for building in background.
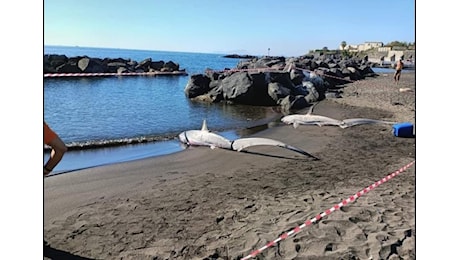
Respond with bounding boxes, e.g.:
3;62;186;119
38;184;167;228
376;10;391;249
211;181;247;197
339;41;383;52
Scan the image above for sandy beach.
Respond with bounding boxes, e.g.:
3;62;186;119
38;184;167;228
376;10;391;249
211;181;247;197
44;71;416;259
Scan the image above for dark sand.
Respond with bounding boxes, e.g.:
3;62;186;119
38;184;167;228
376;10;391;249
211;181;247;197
44;72;416;259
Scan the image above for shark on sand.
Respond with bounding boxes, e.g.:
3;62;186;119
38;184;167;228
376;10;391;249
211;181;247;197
281;103;397;129
178;119;319;159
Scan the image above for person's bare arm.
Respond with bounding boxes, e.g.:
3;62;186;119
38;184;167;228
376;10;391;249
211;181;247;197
44;136;68;175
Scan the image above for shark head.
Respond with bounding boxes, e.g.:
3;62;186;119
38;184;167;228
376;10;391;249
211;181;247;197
179;119;208;145
178;131;189;145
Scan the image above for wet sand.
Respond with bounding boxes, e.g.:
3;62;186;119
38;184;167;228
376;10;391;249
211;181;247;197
44;72;416;259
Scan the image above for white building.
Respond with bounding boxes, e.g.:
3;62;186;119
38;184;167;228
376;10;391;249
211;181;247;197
339;41;384;52
358;42;383;51
378;46;392;52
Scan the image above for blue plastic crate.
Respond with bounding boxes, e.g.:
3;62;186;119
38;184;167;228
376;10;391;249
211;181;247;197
393;122;414;138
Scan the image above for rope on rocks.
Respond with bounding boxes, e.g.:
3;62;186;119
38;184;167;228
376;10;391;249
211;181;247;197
206;66;357;83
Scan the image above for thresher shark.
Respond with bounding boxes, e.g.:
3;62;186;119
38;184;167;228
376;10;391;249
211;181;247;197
178;120;319;160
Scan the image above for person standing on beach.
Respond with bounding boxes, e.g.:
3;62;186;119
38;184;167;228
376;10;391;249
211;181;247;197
394;59;404;84
44;121;68;176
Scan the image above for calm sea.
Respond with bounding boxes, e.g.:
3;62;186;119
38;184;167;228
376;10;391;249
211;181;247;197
44;46;279;174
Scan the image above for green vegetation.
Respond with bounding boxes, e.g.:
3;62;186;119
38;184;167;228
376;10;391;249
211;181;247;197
384;41;415;49
306;40;415;58
341;49;352;58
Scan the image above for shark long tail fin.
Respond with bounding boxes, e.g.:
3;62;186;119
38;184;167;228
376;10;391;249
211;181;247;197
284;144;320;160
232;137;319;160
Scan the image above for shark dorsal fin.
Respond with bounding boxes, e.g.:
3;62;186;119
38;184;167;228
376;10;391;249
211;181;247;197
201;119;209;131
306;102;318;115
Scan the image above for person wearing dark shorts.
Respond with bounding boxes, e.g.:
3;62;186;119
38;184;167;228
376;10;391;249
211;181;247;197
394;59;404;84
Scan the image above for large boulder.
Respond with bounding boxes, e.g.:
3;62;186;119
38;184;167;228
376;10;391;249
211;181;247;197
150;61;165;71
303;82;321;103
267;82;291;104
290;68;305;86
107;62;128;73
279;95;309;113
184;74;212;98
222;72;275;106
56;63;82;73
78;57;107;73
269;72;295;90
44;54;67;71
135;58;152;72
346;67;364;81
222;72;252;101
163;61;179;72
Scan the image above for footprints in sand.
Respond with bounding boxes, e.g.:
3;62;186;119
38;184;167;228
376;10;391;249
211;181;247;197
45;136;414;260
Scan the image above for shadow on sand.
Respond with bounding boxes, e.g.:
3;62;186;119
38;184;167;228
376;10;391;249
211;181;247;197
44;241;94;260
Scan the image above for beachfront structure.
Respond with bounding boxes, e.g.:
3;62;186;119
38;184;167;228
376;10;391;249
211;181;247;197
378;46;392;52
340;41;384;52
387;50;405;62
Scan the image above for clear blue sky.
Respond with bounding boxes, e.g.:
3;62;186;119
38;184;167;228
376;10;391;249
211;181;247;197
44;0;415;57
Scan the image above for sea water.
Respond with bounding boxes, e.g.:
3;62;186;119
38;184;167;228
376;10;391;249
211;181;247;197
44;46;278;174
44;46;408;174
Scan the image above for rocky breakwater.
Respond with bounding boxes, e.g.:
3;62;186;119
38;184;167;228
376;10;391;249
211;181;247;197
44;55;187;77
184;54;378;112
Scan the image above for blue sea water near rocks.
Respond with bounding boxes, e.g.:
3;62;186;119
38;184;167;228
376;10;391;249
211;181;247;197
44;46;404;175
44;46;281;174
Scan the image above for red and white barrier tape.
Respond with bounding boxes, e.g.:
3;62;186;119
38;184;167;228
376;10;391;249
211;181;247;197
206;66;356;83
45;67;355;83
241;160;415;260
44;71;187;78
206;67;283;74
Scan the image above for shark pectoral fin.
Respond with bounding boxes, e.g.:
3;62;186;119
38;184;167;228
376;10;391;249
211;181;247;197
210;145;216;149
313;122;323;127
293;122;299;129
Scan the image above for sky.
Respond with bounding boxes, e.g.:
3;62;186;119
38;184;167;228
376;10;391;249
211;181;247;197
44;0;415;57
4;0;460;259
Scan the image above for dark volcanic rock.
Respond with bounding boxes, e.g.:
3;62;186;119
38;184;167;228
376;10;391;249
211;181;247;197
44;55;187;76
183;54;376;112
223;54;258;59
